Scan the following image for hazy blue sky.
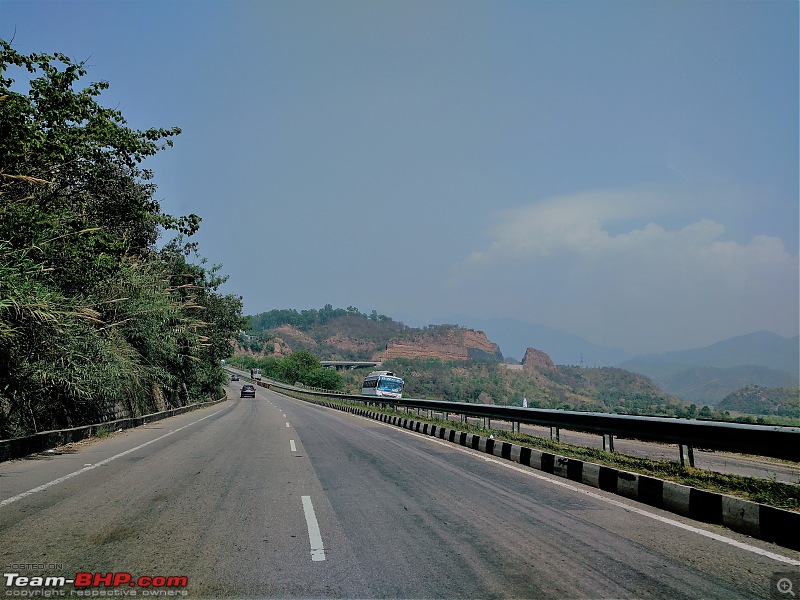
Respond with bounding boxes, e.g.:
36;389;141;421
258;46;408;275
2;0;798;354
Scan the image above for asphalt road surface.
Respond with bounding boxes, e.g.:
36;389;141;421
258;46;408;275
2;382;799;599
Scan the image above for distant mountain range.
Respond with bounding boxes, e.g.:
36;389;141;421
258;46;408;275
620;331;799;405
621;330;799;374
413;316;798;406
650;366;798;406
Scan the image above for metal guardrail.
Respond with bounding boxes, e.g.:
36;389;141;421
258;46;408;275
252;377;800;464
0;395;228;462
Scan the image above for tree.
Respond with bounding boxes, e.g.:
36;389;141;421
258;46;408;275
157;238;246;403
0;41;243;437
278;350;321;385
304;367;345;391
0;41;197;294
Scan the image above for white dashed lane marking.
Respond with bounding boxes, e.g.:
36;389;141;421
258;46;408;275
301;495;326;562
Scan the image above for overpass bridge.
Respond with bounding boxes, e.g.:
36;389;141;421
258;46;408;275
320;360;382;370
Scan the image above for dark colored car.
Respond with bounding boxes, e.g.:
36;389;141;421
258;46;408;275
230;373;239;381
240;384;256;398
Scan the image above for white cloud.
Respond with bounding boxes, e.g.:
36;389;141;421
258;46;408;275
465;189;673;264
453;189;799;352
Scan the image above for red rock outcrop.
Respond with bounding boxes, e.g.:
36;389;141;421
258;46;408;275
373;328;503;362
273;325;318;349
522;347;557;372
323;334;377;354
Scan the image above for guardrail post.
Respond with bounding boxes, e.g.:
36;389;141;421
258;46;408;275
550;426;560;441
461;413;466;423
679;444;695;467
603;434;614;452
513;421;520;433
483;417;491;429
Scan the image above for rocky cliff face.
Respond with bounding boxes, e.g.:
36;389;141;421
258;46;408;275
374;328;503;362
322;334;380;355
273;325;318;349
237;318;506;364
522;347;557;372
233;337;292;358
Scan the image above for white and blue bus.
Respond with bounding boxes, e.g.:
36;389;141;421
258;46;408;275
361;371;404;398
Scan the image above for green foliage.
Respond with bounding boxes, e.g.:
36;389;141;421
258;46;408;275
278;349;320;384
247;304;393;331
227;350;344;392
717;385;800;418
0;41;244;437
0;41;195;293
303;367;345;392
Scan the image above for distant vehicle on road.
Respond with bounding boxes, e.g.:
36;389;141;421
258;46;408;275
250;368;262;380
240;384;256;398
230;373;239;381
361;371;404;398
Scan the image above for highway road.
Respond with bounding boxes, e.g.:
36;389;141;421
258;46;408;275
1;382;799;599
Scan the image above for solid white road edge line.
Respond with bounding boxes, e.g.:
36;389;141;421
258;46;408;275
301;495;326;562
1;407;229;508
365;413;800;567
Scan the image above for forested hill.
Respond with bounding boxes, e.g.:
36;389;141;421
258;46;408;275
247;305;397;331
240;306;693;417
243;306;409;360
716;386;800;418
242;306;503;362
